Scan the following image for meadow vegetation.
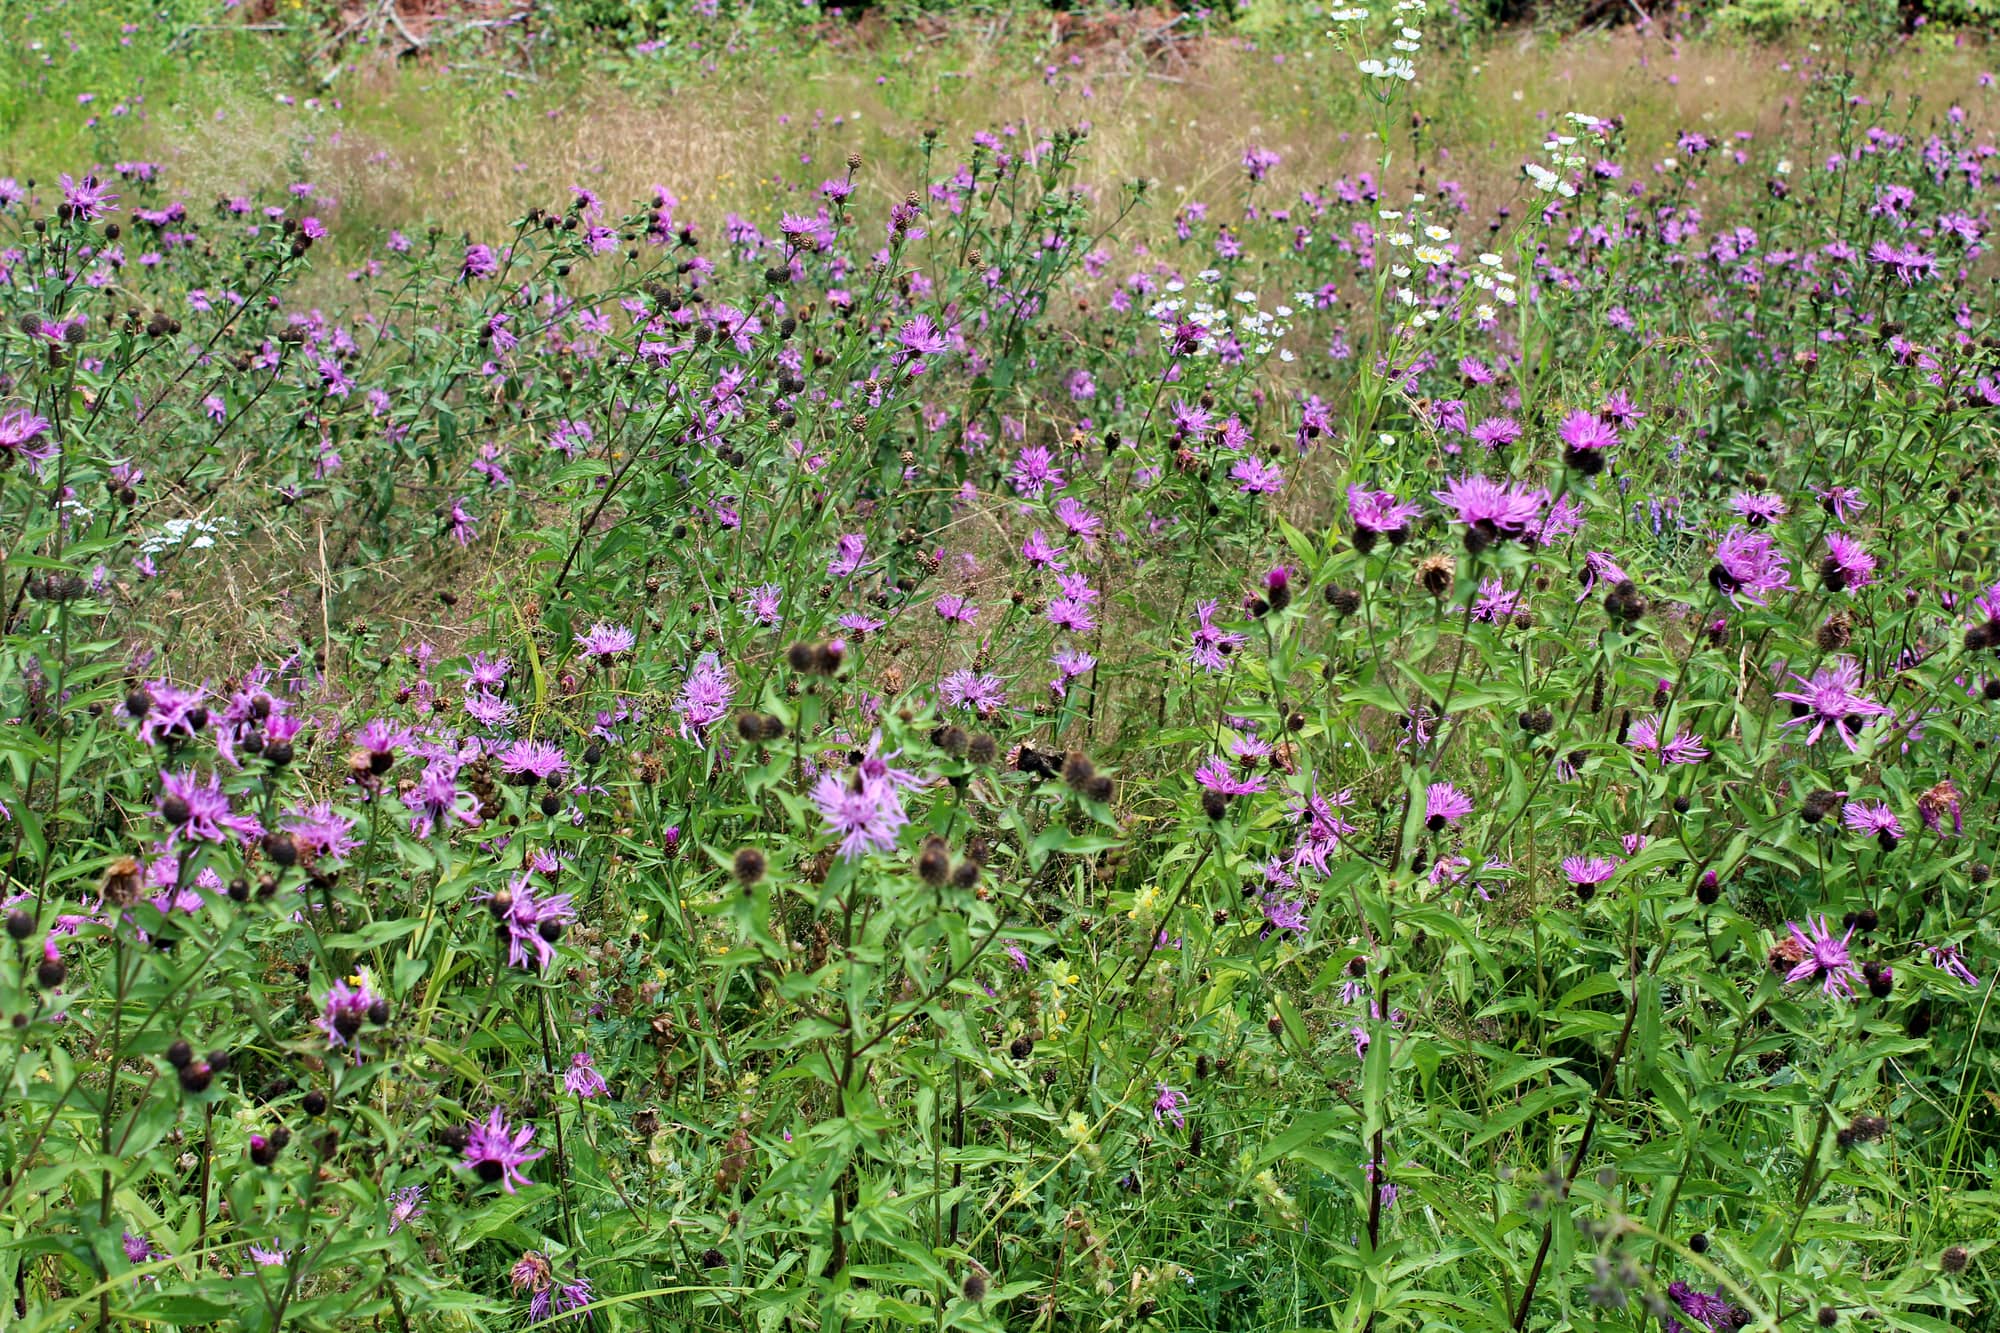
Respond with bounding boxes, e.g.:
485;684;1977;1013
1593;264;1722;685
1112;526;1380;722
0;2;1997;1330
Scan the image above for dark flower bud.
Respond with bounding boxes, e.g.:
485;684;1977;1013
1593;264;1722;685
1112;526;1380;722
539;793;562;818
1818;1307;1838;1327
1672;794;1692;815
700;1248;726;1270
36;958;65;989
177;1060;213;1094
1696;871;1720;905
262;833;298;867
786;642;815;672
1084;774;1114;803
1519;707;1553;735
1202;790;1231;820
966;733;997;765
1972;863;1992;885
1866;965;1894;998
125;688;151;718
1008;1035;1032;1060
1689;1233;1710;1254
249;1133;280;1166
917;838;950;887
1942;1245;1969;1273
302;1089;329;1117
160;794;191;826
950;859;980;890
1062;751;1095;788
487;888;515;921
759;714;786;741
733;847;766;885
1801;789;1840;824
1325;585;1361;616
228;876;251;903
538;918;565;944
366;999;389;1025
166;1039;193;1068
736;712;765;742
5;909;31;940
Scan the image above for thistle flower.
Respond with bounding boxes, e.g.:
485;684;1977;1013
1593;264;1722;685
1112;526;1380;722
1710;526;1792;605
1782;916;1863;1000
674;652;735;741
1561;855;1620;888
387;1184;427;1233
316;975;384;1049
1188;600;1249;674
1424;783;1473;831
1347;486;1422;548
463;1107;545;1193
1627;715;1708;765
1195;756;1268;797
1775;657;1894;752
575;622;636;659
1927;943;1979;988
1558;409;1618;472
564;1051;608;1099
1430;474;1547;549
1821;532;1876;590
812;769;909;860
1152;1082;1187;1129
1842;800;1903;846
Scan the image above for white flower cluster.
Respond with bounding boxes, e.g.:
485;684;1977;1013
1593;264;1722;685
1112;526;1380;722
139;516;238;556
1357;0;1425;81
1149;271;1296;361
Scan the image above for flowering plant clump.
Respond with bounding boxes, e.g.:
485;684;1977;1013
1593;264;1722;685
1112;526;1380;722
0;4;1996;1331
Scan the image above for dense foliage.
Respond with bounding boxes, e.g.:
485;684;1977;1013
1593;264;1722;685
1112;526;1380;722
1;4;1998;1331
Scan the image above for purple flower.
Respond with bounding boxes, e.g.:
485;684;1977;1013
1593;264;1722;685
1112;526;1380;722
1561;855;1620;887
1347;486;1422;545
498;877;576;971
316;975;383;1048
1774;657;1894;752
158;769;259;846
1727;491;1787;525
1842;800;1903;844
1558;409;1618;463
59;173;118;223
828;533;866;578
575;622;636;658
1195;755;1267;796
1010;446;1065;500
1666;1281;1747;1332
387;1184;427;1232
743;582;783;627
1628;715;1708;765
1783;916;1863;1000
135;680;210;748
1927;943;1979;988
1242;145;1282;182
463;1107;545;1193
499;739;569;783
1152;1082;1187;1129
248;1241;288;1267
675;652;734;741
1188;600;1248;674
812;769;909;860
1431;474;1547;547
940;669;1008;716
1231;457;1284;494
1424;783;1473;831
564;1051;608;1099
1021;528;1066;571
461;244;499;280
1710;526;1792;605
403;757;481;839
0;407;53;465
933;594;979;625
1822;532;1875;590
